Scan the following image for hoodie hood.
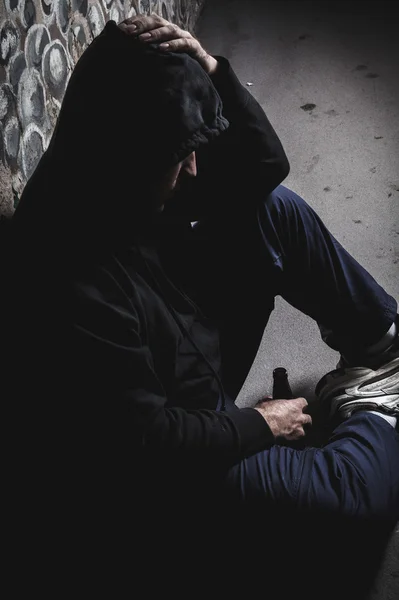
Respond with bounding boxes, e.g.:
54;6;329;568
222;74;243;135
12;20;229;262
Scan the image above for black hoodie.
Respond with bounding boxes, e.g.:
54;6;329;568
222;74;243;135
6;21;290;501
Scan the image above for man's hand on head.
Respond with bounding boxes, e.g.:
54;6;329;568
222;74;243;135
118;13;219;76
254;397;312;441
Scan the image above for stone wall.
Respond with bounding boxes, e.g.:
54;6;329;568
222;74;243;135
0;0;205;215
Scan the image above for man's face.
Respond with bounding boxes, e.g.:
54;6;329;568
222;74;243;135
151;151;197;210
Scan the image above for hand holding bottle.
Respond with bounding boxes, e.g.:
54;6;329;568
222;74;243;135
254;397;312;440
254;367;312;440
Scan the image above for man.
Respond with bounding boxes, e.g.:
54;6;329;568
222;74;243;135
4;13;398;591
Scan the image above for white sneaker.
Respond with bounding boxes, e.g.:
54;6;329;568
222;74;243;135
315;358;399;420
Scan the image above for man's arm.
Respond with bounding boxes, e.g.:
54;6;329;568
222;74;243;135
71;271;273;473
71;269;310;473
118;15;290;220
209;55;290;186
169;55;290;220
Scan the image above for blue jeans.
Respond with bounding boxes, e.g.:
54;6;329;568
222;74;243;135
189;184;397;398
187;185;399;521
223;402;399;521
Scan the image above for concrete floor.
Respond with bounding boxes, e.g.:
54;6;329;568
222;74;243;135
197;0;398;409
196;1;398;597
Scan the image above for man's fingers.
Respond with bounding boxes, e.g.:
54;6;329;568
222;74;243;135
118;14;210;70
290;427;306;440
303;414;313;427
296;397;308;408
118;18;196;54
121;13;169;32
159;38;200;54
138;24;192;43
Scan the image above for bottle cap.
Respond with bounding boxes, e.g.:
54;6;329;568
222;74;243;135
273;367;288;377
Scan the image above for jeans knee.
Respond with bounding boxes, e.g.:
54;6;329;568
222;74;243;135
316;447;398;520
262;184;304;212
258;186;311;237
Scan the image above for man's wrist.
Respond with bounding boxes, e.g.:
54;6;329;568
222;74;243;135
203;55;219;76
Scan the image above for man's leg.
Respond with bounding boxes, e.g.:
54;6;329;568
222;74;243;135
187;188;398;592
215;409;399;600
207;185;399;515
191;184;397;397
253;185;397;359
221;410;399;521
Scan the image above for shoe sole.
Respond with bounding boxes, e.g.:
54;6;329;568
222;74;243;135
316;358;399;419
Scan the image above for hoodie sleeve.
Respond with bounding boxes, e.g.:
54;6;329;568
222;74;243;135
168;55;290;220
71;271;274;473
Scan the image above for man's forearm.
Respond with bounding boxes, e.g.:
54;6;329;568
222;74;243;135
167;54;290;220
197;51;220;76
208;54;287;164
200;55;290;198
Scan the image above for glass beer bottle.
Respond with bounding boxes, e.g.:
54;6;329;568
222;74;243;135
272;367;294;400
